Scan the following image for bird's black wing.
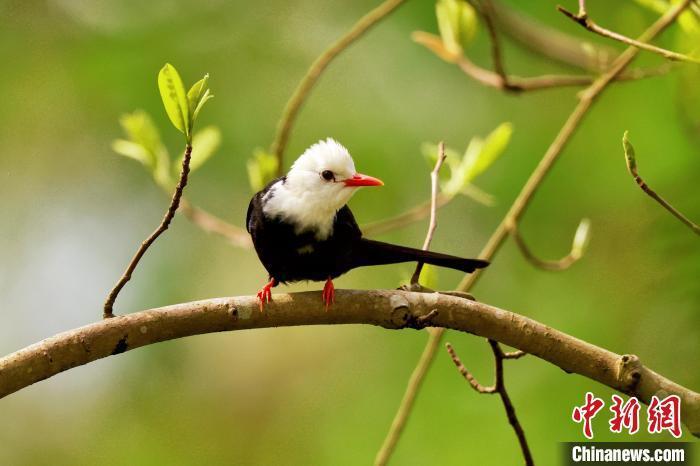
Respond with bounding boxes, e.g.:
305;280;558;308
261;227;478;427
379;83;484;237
246;176;286;233
332;205;363;242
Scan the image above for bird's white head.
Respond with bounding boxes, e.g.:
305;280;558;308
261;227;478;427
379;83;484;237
262;138;383;239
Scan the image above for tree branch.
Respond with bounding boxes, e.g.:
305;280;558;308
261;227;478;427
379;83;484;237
558;4;700;65
270;0;407;173
103;144;193;319
446;341;534;466
412;32;670;93
1;290;699;438
378;2;693;461
179;198;253;248
411;142;447;284
622;131;700;235
490;0;617;72
509;218;591;271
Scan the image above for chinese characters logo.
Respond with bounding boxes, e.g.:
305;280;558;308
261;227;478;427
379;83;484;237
572;392;681;439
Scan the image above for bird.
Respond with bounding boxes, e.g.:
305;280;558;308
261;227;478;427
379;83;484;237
246;138;489;311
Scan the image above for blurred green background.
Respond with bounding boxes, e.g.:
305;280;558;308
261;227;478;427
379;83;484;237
1;0;698;464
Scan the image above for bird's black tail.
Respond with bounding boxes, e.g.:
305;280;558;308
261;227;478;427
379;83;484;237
351;238;489;273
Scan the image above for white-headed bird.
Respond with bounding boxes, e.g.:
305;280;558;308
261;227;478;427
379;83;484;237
246;138;488;311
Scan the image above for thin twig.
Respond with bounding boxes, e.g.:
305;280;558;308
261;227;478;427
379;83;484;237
179;198;253;248
446;342;495;393
623;131;700;235
491;0;616;72
446;342;534;465
270;0;407;174
412;32;671;93
558;4;700;65
103;144;193;318
468;0;512;88
377;3;692;462
411;142;447;284
362;194;451;237
508;219;590;271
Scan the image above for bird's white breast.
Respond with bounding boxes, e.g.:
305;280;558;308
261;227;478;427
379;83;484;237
262;180;338;240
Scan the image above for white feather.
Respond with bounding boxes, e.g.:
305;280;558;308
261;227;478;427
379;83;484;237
262;138;360;240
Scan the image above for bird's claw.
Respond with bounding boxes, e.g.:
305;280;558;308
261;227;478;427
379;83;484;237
322;278;335;311
256;278;277;312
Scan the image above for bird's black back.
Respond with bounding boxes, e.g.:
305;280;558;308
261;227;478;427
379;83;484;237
247;178;488;283
247;178;363;283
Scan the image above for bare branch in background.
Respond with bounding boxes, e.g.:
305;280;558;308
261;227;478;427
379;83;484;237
509;218;591;271
412;32;670;93
179;198;252;248
362;195;451;237
411;142;447;284
490;0;616;72
270;0;407;173
446;342;496;393
623;132;700;235
378;2;693;462
103;144;193;319
558;4;700;65
467;0;512;88
447;341;534;466
2;290;699;439
373;326;443;466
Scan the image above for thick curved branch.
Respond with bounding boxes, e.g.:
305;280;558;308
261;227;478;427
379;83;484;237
270;0;407;172
1;290;698;437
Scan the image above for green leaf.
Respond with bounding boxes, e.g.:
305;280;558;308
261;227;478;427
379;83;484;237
114;110;172;189
622;130;637;173
187;74;214;129
436;0;478;56
247;149;279;192
418;264;439;290
158;63;190;140
441;122;512;197
421;142;462;183
118;110;163;161
112;139;152;166
464;122;513;180
192;88;214;124
176;126;221;174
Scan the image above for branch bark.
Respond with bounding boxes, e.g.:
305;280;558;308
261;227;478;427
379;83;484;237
1;290;699;438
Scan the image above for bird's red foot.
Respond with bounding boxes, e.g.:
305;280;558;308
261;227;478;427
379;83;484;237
322;278;335;311
256;278;277;312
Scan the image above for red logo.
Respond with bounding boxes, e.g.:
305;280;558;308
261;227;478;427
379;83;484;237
647;395;682;438
572;393;682;439
572;392;605;439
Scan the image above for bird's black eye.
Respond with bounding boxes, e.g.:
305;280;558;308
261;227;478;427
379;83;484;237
321;170;335;181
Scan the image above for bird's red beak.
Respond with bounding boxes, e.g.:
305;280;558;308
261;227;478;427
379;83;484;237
343;173;384;187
